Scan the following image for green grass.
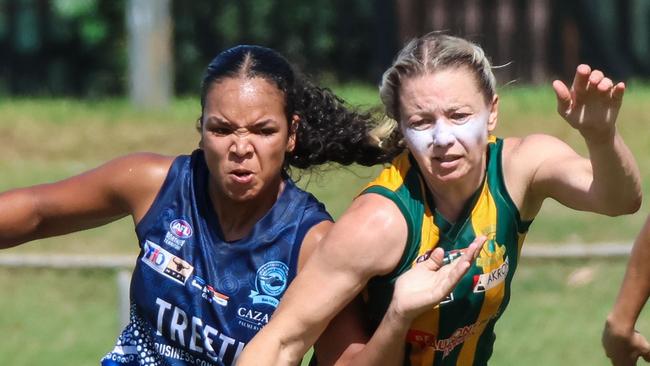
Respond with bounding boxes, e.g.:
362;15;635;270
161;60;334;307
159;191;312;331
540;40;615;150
1;85;650;364
1;260;648;365
492;258;650;366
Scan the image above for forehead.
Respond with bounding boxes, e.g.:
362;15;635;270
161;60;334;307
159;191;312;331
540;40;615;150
398;67;486;114
205;77;286;116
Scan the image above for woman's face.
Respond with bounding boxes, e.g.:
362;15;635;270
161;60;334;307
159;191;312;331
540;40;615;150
398;67;498;185
200;76;295;202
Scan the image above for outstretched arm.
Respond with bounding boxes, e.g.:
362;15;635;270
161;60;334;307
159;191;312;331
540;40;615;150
237;194;409;365
518;65;641;218
315;240;483;366
602;214;650;365
0;153;171;249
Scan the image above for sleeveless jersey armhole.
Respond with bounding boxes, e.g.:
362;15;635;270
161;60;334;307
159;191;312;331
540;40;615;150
361;185;421;282
134;154;187;239
490;138;534;233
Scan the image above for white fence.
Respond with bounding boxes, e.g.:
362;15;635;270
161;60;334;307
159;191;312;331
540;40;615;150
0;243;633;326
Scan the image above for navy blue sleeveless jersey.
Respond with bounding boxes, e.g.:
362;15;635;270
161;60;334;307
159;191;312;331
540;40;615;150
101;150;331;366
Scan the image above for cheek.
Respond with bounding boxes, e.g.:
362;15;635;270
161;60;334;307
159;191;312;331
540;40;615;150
452;114;488;149
256;139;288;165
402;127;433;155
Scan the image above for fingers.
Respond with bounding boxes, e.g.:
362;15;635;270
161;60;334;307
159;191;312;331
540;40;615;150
552;79;572;116
445;237;486;277
423;247;445;271
571;64;591;95
467;236;486;259
424;236;485;274
588;69;605;91
611;82;625;107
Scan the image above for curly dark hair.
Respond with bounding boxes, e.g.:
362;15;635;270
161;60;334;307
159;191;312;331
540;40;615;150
198;45;398;169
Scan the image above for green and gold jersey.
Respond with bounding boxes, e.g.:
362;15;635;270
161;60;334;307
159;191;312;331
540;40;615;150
362;136;532;366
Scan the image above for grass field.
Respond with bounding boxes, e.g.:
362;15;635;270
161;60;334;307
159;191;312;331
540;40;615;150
1;83;649;364
1;259;648;366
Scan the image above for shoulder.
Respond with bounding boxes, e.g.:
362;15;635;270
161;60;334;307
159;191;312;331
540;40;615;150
501;134;584;219
103;153;175;194
322;193;409;277
502;133;578;178
503;134;575;161
102;153;176;221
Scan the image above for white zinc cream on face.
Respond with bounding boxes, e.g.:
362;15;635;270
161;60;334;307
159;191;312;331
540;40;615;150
401;110;490;155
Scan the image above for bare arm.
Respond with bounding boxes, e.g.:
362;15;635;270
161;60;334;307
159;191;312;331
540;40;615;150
602;214;650;365
513;65;641;219
236;194;409;365
315;240;483;366
0;153;172;249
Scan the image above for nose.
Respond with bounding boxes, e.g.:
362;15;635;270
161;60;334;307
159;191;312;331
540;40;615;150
230;134;254;157
431;122;455;148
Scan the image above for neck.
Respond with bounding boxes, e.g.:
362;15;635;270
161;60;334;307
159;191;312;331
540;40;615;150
209;176;285;242
425;158;486;223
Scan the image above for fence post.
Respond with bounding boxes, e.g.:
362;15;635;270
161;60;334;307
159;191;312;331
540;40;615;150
116;269;132;330
126;0;172;108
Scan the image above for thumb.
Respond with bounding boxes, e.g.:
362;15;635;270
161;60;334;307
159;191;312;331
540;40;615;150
423;247;445;271
635;332;650;362
553;80;572;117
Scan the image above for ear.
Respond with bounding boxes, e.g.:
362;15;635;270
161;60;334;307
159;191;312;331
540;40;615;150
197;117;204;150
487;94;499;133
287;114;299;152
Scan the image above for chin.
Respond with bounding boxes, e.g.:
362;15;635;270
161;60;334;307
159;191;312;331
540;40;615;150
224;187;259;202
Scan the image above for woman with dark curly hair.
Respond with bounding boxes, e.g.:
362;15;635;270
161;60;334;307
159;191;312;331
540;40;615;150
0;45;443;366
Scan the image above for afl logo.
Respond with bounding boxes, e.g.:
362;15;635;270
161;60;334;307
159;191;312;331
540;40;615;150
169;219;192;239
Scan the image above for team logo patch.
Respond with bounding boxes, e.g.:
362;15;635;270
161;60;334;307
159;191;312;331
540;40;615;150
473;256;509;293
191;276;229;307
476;239;506;269
249;261;288;308
142;240;194;285
170;219;193;239
164;219;193;250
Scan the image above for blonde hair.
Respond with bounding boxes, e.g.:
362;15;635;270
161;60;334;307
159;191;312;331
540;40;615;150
372;33;496;150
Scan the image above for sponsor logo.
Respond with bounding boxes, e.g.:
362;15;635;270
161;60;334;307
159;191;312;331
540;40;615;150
142;241;194;285
236;305;271;331
170;219;193;239
406;313;500;357
191;276;229;307
249;261;288;308
235;261;288;331
164;219;193;250
415;248;463;265
154;298;246;364
473;256;509;293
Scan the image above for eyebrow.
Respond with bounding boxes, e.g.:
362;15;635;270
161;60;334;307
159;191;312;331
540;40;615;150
204;116;279;127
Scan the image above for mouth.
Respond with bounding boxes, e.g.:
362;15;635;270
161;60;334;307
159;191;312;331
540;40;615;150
434;155;461;163
229;169;254;184
433;155;462;168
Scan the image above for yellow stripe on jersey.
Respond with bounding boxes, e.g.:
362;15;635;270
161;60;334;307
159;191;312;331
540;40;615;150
458;182;504;365
366;152;412;192
408;204;440;366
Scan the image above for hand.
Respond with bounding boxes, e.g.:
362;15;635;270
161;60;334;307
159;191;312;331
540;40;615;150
602;320;650;365
552;64;625;142
389;236;485;322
